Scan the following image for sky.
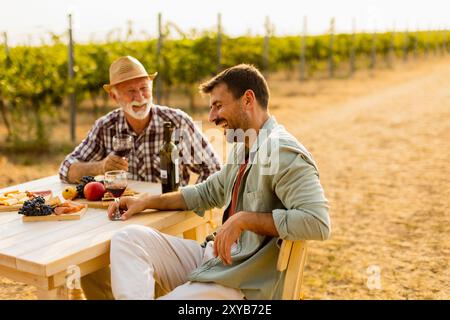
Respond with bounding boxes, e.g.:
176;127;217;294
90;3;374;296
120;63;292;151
1;0;449;45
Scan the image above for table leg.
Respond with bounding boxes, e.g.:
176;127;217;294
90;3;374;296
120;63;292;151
68;288;85;300
36;286;68;300
183;223;208;243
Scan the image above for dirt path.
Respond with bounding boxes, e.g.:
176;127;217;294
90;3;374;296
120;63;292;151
1;58;449;299
271;59;450;299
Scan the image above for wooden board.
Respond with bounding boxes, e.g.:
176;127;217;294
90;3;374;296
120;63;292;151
0;192;54;213
74;189;139;208
22;204;88;222
0;204;23;212
73;199;109;209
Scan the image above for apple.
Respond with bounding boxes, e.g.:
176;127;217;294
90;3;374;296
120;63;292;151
83;182;106;201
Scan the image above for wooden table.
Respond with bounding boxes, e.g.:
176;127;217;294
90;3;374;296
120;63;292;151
0;175;214;299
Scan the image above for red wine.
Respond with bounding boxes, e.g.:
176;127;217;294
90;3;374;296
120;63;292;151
106;187;126;198
114;148;131;157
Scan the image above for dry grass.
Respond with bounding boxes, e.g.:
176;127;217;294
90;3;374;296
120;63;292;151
1;57;449;299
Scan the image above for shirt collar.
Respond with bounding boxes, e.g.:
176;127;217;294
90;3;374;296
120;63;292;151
117;107;156;137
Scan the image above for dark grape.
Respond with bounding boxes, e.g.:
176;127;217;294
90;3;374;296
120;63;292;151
76;176;95;198
18;196;52;216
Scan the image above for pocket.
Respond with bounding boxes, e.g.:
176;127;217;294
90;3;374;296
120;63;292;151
245;190;263;201
243;190;264;211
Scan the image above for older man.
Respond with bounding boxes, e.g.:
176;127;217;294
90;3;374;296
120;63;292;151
59;56;221;185
107;64;331;300
59;56;221;300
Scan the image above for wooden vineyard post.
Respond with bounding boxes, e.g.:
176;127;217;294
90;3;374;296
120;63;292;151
387;22;395;68
413;29;419;60
433;27;438;56
370;31;377;71
299;16;307;81
403;27;409;62
349;18;356;75
217;13;222;73
126;20;133;41
3;32;9;56
442;28;447;55
68;14;76;144
263;16;272;77
0;32;12;138
155;12;163;105
328;17;335;78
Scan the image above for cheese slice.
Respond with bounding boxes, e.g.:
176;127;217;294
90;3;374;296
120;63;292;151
11;192;27;199
18;197;30;204
3;190;19;196
0;198;19;206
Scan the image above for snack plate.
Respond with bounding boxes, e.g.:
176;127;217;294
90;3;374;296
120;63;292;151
22;201;88;222
0;190;53;213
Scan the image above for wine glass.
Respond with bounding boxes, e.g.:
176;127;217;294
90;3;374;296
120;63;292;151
104;170;128;221
113;134;133;159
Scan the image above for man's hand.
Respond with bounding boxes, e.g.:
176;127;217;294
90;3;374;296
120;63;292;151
213;212;245;265
107;192;188;221
107;195;147;221
102;153;128;173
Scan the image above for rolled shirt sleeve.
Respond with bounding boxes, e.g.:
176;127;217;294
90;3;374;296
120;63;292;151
271;148;331;241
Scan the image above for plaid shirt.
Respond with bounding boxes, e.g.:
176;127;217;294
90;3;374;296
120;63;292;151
59;105;221;185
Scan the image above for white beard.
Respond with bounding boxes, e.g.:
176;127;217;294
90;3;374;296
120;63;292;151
122;99;152;120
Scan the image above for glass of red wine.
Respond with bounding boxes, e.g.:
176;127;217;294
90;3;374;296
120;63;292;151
113;134;133;159
104;170;128;221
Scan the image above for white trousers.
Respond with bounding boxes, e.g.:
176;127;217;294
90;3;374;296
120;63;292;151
110;224;245;300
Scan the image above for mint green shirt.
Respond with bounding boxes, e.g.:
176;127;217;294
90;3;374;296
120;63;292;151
180;117;330;300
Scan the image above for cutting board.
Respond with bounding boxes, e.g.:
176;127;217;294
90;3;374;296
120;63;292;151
0;203;23;212
0;192;55;213
75;189;139;208
22;203;88;222
74;198;111;209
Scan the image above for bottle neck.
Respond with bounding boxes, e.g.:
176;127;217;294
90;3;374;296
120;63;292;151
163;128;172;143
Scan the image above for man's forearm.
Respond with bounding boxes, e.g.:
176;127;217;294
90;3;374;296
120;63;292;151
142;191;188;211
67;161;103;183
238;211;279;237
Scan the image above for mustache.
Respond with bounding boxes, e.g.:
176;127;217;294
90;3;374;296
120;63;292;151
129;100;149;107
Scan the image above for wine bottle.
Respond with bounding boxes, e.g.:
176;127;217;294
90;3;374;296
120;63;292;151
160;122;180;193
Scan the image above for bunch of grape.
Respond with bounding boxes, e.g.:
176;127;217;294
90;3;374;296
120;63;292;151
18;196;53;216
76;176;96;198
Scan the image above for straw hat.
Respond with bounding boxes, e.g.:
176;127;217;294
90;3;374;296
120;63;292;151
103;56;157;92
